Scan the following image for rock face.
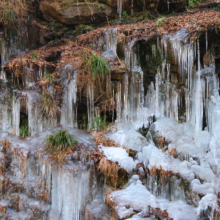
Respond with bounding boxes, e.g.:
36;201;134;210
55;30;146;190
39;1;113;24
39;0;173;25
137;0;168;11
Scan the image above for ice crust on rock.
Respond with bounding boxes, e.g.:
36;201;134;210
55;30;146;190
191;179;214;195
110;175;197;220
100;146;136;173
151;118;211;156
197;194;218;218
0;127;98;220
107;123;148;151
137;143;196;182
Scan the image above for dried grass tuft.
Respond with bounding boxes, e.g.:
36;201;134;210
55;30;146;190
99;157;118;188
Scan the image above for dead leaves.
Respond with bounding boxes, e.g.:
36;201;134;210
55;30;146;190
77;9;220;49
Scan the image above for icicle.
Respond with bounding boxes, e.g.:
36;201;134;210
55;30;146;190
105;28;118;57
139;68;144;109
86;83;94;129
106;74;111;96
161;60;166;79
166;64;170;117
1;104;10;131
125;46;131;70
116;82;122;121
27;94;43;137
171;91;179;122
123;73;129;121
194;39;203;132
95;106;100;118
161;36;168;58
206;30;208;52
12;96;20;136
50;168;90;220
155;72;159;116
61;79;78;128
152;44;156;58
117;0;123;21
112;86;115;122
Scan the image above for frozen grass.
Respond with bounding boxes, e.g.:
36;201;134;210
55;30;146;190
45;130;78;153
83;53;110;79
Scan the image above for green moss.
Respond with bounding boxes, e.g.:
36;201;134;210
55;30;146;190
110;11;149;25
75;24;94;35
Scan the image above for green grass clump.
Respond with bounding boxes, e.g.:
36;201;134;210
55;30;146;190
45;130;78;153
76;24;94;35
156;18;164;27
44;72;55;85
83;53;110;79
30;52;38;60
91;116;107;131
123;11;128;17
20;119;28;138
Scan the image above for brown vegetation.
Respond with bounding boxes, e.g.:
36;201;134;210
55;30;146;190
78;9;220;46
98;157;118;188
0;0;34;27
94;133;120;147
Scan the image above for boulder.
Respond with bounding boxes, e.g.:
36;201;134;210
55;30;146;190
39;1;113;24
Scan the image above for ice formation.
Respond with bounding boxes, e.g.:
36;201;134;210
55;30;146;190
61;79;78;128
100;146;136;173
102;28;220;219
0;20;220;219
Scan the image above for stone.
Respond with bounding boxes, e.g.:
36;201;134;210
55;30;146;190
39;1;113;24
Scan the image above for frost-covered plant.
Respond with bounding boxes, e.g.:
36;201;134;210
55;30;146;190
45;130;78;153
98;157;118;188
44;72;55;85
19;119;28;138
40;92;59;120
83;53;110;79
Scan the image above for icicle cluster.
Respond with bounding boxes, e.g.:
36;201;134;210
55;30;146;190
61;79;78;128
50;168;90;220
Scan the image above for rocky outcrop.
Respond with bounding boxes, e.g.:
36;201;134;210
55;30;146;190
39;1;113;24
137;0;169;11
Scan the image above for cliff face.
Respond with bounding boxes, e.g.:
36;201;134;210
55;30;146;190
39;1;113;24
38;0;171;25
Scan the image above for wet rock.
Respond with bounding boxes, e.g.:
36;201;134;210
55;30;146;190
39;1;113;24
85;192;111;220
101;49;117;62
